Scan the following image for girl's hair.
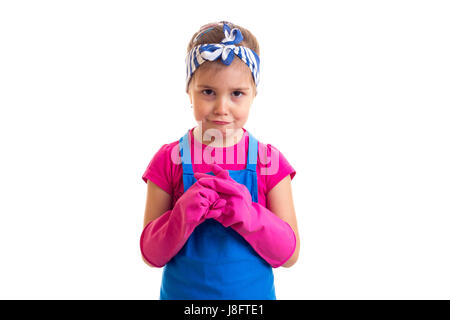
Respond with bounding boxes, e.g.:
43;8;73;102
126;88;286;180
186;21;260;93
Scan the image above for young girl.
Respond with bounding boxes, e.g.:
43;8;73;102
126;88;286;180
140;21;300;300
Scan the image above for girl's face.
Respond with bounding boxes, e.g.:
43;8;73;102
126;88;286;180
188;59;256;144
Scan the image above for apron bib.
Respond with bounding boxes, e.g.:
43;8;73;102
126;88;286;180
160;129;276;300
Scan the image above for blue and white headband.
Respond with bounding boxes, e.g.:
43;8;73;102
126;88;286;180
185;23;260;92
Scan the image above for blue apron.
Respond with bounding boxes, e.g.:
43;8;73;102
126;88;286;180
159;129;276;300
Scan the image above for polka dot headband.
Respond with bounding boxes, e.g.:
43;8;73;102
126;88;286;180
185;22;260;92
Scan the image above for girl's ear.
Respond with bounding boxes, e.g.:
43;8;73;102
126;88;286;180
187;89;193;104
187;80;194;104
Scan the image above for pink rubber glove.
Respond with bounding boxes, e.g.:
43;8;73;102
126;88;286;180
140;180;226;268
194;164;297;268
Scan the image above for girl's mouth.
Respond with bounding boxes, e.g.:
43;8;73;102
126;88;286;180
211;120;230;125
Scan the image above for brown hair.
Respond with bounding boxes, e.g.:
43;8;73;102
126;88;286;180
186;21;260;94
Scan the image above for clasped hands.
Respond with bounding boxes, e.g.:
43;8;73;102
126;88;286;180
194;164;253;228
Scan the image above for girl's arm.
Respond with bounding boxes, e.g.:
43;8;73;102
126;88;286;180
142;180;172;267
195;165;298;268
141;179;224;268
266;175;300;268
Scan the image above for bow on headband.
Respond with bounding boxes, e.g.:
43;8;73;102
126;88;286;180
185;23;260;92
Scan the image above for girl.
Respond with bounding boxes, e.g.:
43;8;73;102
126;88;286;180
140;21;300;300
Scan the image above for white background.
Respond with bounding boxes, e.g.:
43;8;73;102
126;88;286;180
0;0;449;299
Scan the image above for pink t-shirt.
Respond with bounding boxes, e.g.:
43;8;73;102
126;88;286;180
142;127;296;208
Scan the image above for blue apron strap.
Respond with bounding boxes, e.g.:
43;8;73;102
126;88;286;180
245;131;258;203
246;131;258;172
179;130;194;192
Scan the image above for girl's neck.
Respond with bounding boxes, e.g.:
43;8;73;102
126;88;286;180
193;126;244;148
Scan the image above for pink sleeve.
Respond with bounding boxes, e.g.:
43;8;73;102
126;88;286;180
261;144;296;193
142;144;173;196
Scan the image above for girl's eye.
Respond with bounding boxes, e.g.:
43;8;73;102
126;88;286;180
232;91;244;97
202;89;214;95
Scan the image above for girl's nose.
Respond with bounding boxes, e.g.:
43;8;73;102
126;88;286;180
214;96;229;115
